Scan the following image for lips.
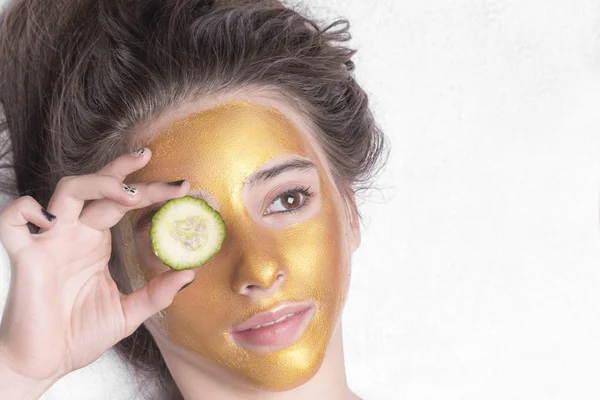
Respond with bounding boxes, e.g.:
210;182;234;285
230;301;315;352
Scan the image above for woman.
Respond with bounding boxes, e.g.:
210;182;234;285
0;0;388;398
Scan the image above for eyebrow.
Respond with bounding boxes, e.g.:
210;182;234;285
245;159;317;188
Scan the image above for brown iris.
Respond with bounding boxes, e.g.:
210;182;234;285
281;192;302;210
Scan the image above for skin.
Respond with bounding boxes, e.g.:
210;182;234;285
121;90;361;399
0;144;196;400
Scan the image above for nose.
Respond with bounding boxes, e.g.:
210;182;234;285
229;227;286;299
232;264;285;298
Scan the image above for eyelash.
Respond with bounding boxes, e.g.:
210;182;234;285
136;185;313;231
265;185;313;216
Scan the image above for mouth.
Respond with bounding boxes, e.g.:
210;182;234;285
230;301;316;353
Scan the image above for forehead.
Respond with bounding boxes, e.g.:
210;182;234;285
131;100;318;190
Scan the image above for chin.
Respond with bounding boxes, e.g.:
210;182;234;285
235;343;327;391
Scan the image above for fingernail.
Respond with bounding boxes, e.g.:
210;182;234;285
178;279;195;292
27;222;40;234
167;180;185;186
130;148;146;157
41;207;56;222
122;183;139;196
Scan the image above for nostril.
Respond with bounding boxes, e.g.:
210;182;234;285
241;271;285;294
272;272;285;289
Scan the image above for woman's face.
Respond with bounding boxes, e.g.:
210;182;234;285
123;98;359;390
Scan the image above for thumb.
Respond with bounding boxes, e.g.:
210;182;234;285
120;269;195;337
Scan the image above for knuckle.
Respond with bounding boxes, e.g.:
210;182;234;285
101;235;112;255
146;277;160;301
56;175;77;191
14;195;38;210
98;248;111;266
101;175;121;191
16;194;31;204
93;175;120;198
18;194;34;203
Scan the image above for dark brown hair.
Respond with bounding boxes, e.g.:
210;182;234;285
0;0;388;398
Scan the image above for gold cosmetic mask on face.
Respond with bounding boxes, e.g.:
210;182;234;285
122;100;352;390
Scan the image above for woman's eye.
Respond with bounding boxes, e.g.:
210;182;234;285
266;187;311;215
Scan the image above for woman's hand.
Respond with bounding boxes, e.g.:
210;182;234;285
0;148;195;397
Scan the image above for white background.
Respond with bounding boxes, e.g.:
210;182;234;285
1;0;600;399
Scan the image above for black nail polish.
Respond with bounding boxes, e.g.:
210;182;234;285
167;180;185;186
122;183;139;196
178;279;194;292
130;148;146;157
26;222;40;234
41;208;56;222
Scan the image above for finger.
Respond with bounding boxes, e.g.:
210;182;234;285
79;180;190;230
121;269;196;337
46;175;143;223
0;196;57;256
96;147;151;181
46;148;151;222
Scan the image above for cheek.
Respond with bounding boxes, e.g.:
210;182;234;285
277;197;349;310
169;258;238;329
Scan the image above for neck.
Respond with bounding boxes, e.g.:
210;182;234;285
155;323;358;400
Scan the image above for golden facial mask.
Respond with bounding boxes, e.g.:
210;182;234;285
123;101;352;390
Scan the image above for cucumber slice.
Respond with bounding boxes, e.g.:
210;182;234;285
150;196;226;270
